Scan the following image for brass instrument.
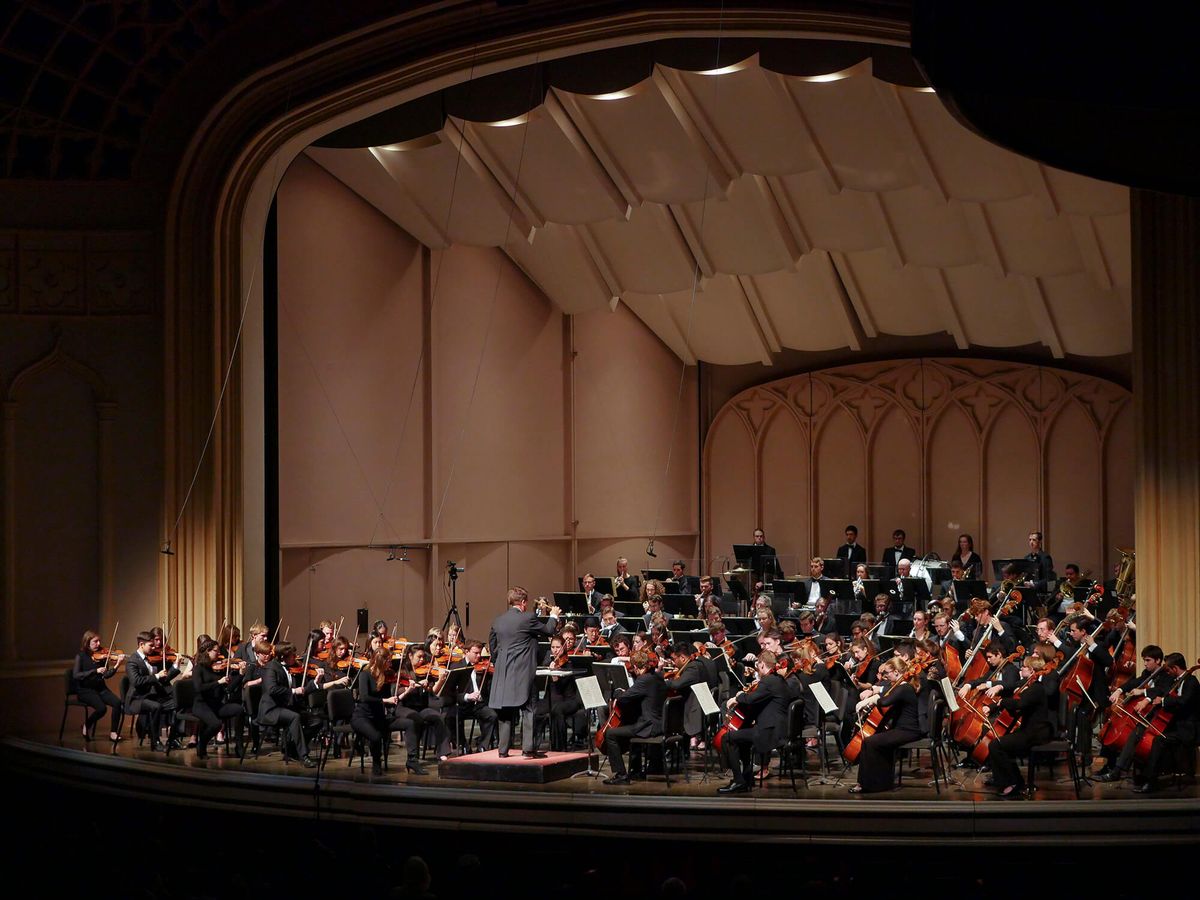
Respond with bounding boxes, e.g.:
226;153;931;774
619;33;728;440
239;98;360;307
1114;548;1136;603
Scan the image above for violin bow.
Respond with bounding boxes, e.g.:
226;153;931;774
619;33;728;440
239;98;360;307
104;620;120;671
270;620;282;645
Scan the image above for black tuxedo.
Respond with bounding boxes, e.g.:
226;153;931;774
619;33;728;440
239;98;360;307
881;545;917;571
605;671;666;776
450;661;498;750
836;543;867;568
258;660;315;760
670;657;711;736
1024;550;1055;593
725;674;791;785
126;652;180;745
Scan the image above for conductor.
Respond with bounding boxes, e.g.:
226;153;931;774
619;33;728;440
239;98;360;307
488;586;560;758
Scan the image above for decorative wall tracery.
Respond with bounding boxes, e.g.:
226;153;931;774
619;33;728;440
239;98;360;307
0;231;153;315
704;358;1132;578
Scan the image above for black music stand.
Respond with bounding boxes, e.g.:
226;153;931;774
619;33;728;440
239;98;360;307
552;592;590;616
821;558;847;579
991;558;1037;581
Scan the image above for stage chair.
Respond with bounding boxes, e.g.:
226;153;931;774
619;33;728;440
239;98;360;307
778;698;811;792
58;669;90;743
630;695;688;788
1026;731;1082;799
896;695;950;794
168;678;200;756
319;688;366;773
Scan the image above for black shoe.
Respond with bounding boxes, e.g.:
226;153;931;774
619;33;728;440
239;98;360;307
371;763;383;777
1132;781;1154;794
718;781;751;794
406;761;428;776
497;751;510;758
521;750;548;759
196;749;208;760
603;774;630;785
166;739;182;752
1098;768;1125;783
982;776;996;787
301;756;317;769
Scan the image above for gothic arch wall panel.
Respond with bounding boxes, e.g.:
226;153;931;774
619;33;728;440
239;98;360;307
703;359;1133;579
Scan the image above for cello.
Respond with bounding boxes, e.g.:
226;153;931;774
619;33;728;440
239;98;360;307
1133;658;1200;765
951;646;1023;755
843;652;935;765
971;651;1063;763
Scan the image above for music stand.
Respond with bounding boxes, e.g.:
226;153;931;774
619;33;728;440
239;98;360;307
821;558;847;579
574;674;608;777
592;577;615;595
592;661;630;702
722;616;755;635
991;558;1037;581
642;569;673;582
662;594;695;617
824;579;855;614
552;592;590;616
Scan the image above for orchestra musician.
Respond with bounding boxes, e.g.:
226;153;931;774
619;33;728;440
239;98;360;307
1099;650;1196;792
237;622;268;664
694;574;719;616
537;634;586;751
352;647;399;776
488;586;559;759
849;657;922;794
602;649;666;785
1096;644;1168;779
451;640;497;752
909;609;932;644
581;573;604;613
613;557;640;601
668;559;700;596
835;525;868;571
749;528;784;588
801;557;830;609
599;608;622;642
953;533;983;580
980;654;1054;798
74;630;125;742
320;636;355;690
666;641;711;746
846;638;880;691
126;630;182;751
642;590;672;629
1023;531;1056;595
399;645;452;761
1052;563;1092;616
882;529;917;574
957;644;1020;702
718;651;790;795
581;618;607;652
256;641;318;768
192;638;245;759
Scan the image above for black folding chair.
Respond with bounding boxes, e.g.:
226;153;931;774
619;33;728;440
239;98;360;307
630;695;688;787
58;669;89;743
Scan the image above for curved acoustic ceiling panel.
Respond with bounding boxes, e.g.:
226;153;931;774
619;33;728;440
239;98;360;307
306;51;1129;366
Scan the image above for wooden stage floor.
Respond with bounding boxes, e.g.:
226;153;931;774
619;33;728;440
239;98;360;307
5;731;1199;846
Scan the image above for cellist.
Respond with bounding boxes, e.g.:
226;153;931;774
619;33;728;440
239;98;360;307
849;657;922;794
979;654;1053;798
717;651;790;795
1096;644;1168;779
1100;652;1198;793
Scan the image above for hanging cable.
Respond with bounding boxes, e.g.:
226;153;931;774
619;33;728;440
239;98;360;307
646;5;728;563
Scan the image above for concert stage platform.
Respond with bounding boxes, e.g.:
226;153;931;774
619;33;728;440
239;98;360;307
4;734;1197;846
438;748;590;783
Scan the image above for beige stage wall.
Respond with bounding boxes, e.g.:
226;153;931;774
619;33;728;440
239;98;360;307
277;156;698;641
705;358;1134;581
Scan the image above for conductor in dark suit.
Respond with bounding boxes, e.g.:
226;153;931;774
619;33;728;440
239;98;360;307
835;525;868;571
488;586;560;758
602;649;666;784
718;652;791;794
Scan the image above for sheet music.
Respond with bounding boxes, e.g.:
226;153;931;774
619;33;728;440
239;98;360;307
535;668;576;677
939;676;959;712
808;680;838;715
577;675;607;711
691;682;720;717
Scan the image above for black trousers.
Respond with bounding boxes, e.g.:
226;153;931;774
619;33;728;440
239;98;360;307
194;701;244;754
389;708;422;763
856;728;920;793
77;687;121;733
138;695;177;743
259;707;307;759
351;713;393;765
988;722;1053;789
453;701;497;750
724;726;766;785
537;696;585;750
604;723;643;776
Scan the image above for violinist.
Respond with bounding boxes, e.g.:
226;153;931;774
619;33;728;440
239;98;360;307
980;655;1054;798
352;647;400;776
315;620;335;660
445;623;465;656
320;636;355;690
74;630;125;741
846;638;880;691
792;640;831;738
666;641;710;744
611;634;634;676
582;618;607;653
538;634;585;751
254;641;317;767
217;623;241;657
641;592;671;629
602;649;665;785
237;622;268;664
915;638;948;735
451;640;497;752
794;610;822;643
849;657;922;794
718;652;790;795
395;645;451;762
127;630;182;751
631;632;660;670
371;619;392;647
754;607;776;635
1101;652;1197;793
192;638;244;759
812;596;837;636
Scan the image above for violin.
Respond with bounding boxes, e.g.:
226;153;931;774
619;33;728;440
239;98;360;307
213;657;247;673
548;653;569;670
91;647;126;662
146;647;180;665
287;660;321;679
473;660;495;675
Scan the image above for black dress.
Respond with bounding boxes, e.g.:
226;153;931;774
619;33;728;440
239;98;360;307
856;681;921;793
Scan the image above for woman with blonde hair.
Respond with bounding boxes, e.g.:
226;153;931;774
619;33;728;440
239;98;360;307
850;656;922;794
